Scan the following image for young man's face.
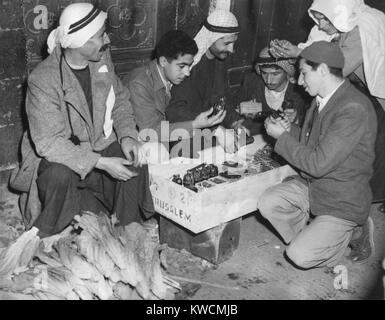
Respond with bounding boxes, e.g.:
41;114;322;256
79;25;110;62
162;53;194;85
312;11;338;35
209;34;238;60
259;65;288;92
298;58;322;97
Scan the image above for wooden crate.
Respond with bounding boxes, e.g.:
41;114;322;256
149;162;296;234
159;216;241;264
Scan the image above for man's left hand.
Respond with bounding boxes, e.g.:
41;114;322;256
121;137;146;167
231;119;251;137
264;117;287;139
284;109;297;124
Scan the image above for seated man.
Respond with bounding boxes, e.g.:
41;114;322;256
236;46;309;136
10;3;154;237
259;41;376;269
166;9;247;155
123;30;225;157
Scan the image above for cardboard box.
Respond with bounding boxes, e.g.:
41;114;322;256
149;161;297;234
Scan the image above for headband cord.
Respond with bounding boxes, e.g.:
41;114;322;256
203;20;240;33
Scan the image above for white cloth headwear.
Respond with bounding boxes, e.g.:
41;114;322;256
47;3;107;54
301;0;385;100
191;9;239;69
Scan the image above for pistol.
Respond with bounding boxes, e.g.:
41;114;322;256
254;109;285;120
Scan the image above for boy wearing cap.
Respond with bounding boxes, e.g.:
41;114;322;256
10;3;155;237
236;46;309;136
259;41;377;268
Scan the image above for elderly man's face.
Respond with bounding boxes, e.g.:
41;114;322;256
79;25;110;62
209;34;238;60
259;65;288;92
311;11;338;36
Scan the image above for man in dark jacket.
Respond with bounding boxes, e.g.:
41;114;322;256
236;47;310;136
259;41;376;269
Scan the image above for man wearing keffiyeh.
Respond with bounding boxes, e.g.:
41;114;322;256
11;3;155;237
235;46;309;136
166;9;249;155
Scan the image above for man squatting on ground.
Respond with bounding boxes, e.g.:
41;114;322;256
123;30;226;157
10;3;155;237
259;41;376;269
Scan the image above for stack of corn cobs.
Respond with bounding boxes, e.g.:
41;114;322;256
0;212;178;300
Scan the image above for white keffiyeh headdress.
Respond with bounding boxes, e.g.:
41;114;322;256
47;3;107;54
191;9;240;69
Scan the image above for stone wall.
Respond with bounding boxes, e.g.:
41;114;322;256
0;0;316;186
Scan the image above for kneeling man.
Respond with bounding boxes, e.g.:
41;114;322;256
259;41;376;268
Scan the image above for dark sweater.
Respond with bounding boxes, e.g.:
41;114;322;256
235;73;310;135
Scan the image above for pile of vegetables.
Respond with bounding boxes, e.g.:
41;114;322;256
0;212;178;300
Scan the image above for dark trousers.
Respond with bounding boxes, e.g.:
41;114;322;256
34;142;154;236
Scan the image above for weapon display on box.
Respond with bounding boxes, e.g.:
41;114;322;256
170;145;281;193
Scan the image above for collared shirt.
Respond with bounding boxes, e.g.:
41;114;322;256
264;81;289;111
156;63;173;97
122;59;194;142
316;80;345;112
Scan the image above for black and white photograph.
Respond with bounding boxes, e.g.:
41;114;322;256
0;0;384;304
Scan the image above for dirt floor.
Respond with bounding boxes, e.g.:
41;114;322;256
1;184;384;300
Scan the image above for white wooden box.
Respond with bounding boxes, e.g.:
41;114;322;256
149;161;296;234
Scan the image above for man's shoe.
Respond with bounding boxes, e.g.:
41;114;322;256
348;217;375;264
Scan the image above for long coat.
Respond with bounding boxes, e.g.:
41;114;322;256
275;81;377;225
10;46;138;228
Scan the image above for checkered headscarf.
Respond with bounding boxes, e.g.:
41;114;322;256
256;47;297;83
191;9;240;69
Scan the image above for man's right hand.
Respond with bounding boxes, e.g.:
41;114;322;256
95;157;138;181
192;108;226;129
269;39;301;58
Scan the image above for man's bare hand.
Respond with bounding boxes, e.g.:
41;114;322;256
269;39;301;59
215;126;238;154
231;119;251;137
192;107;227;129
264;117;287;139
284;108;297;124
121;136;146;167
95;157;138;181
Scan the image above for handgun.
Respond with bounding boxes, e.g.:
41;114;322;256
254;109;285;120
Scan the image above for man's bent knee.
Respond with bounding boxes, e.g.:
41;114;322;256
258;187;282;218
38;162;76;189
286;242;316;269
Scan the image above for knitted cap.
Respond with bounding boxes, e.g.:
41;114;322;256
300;41;344;68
